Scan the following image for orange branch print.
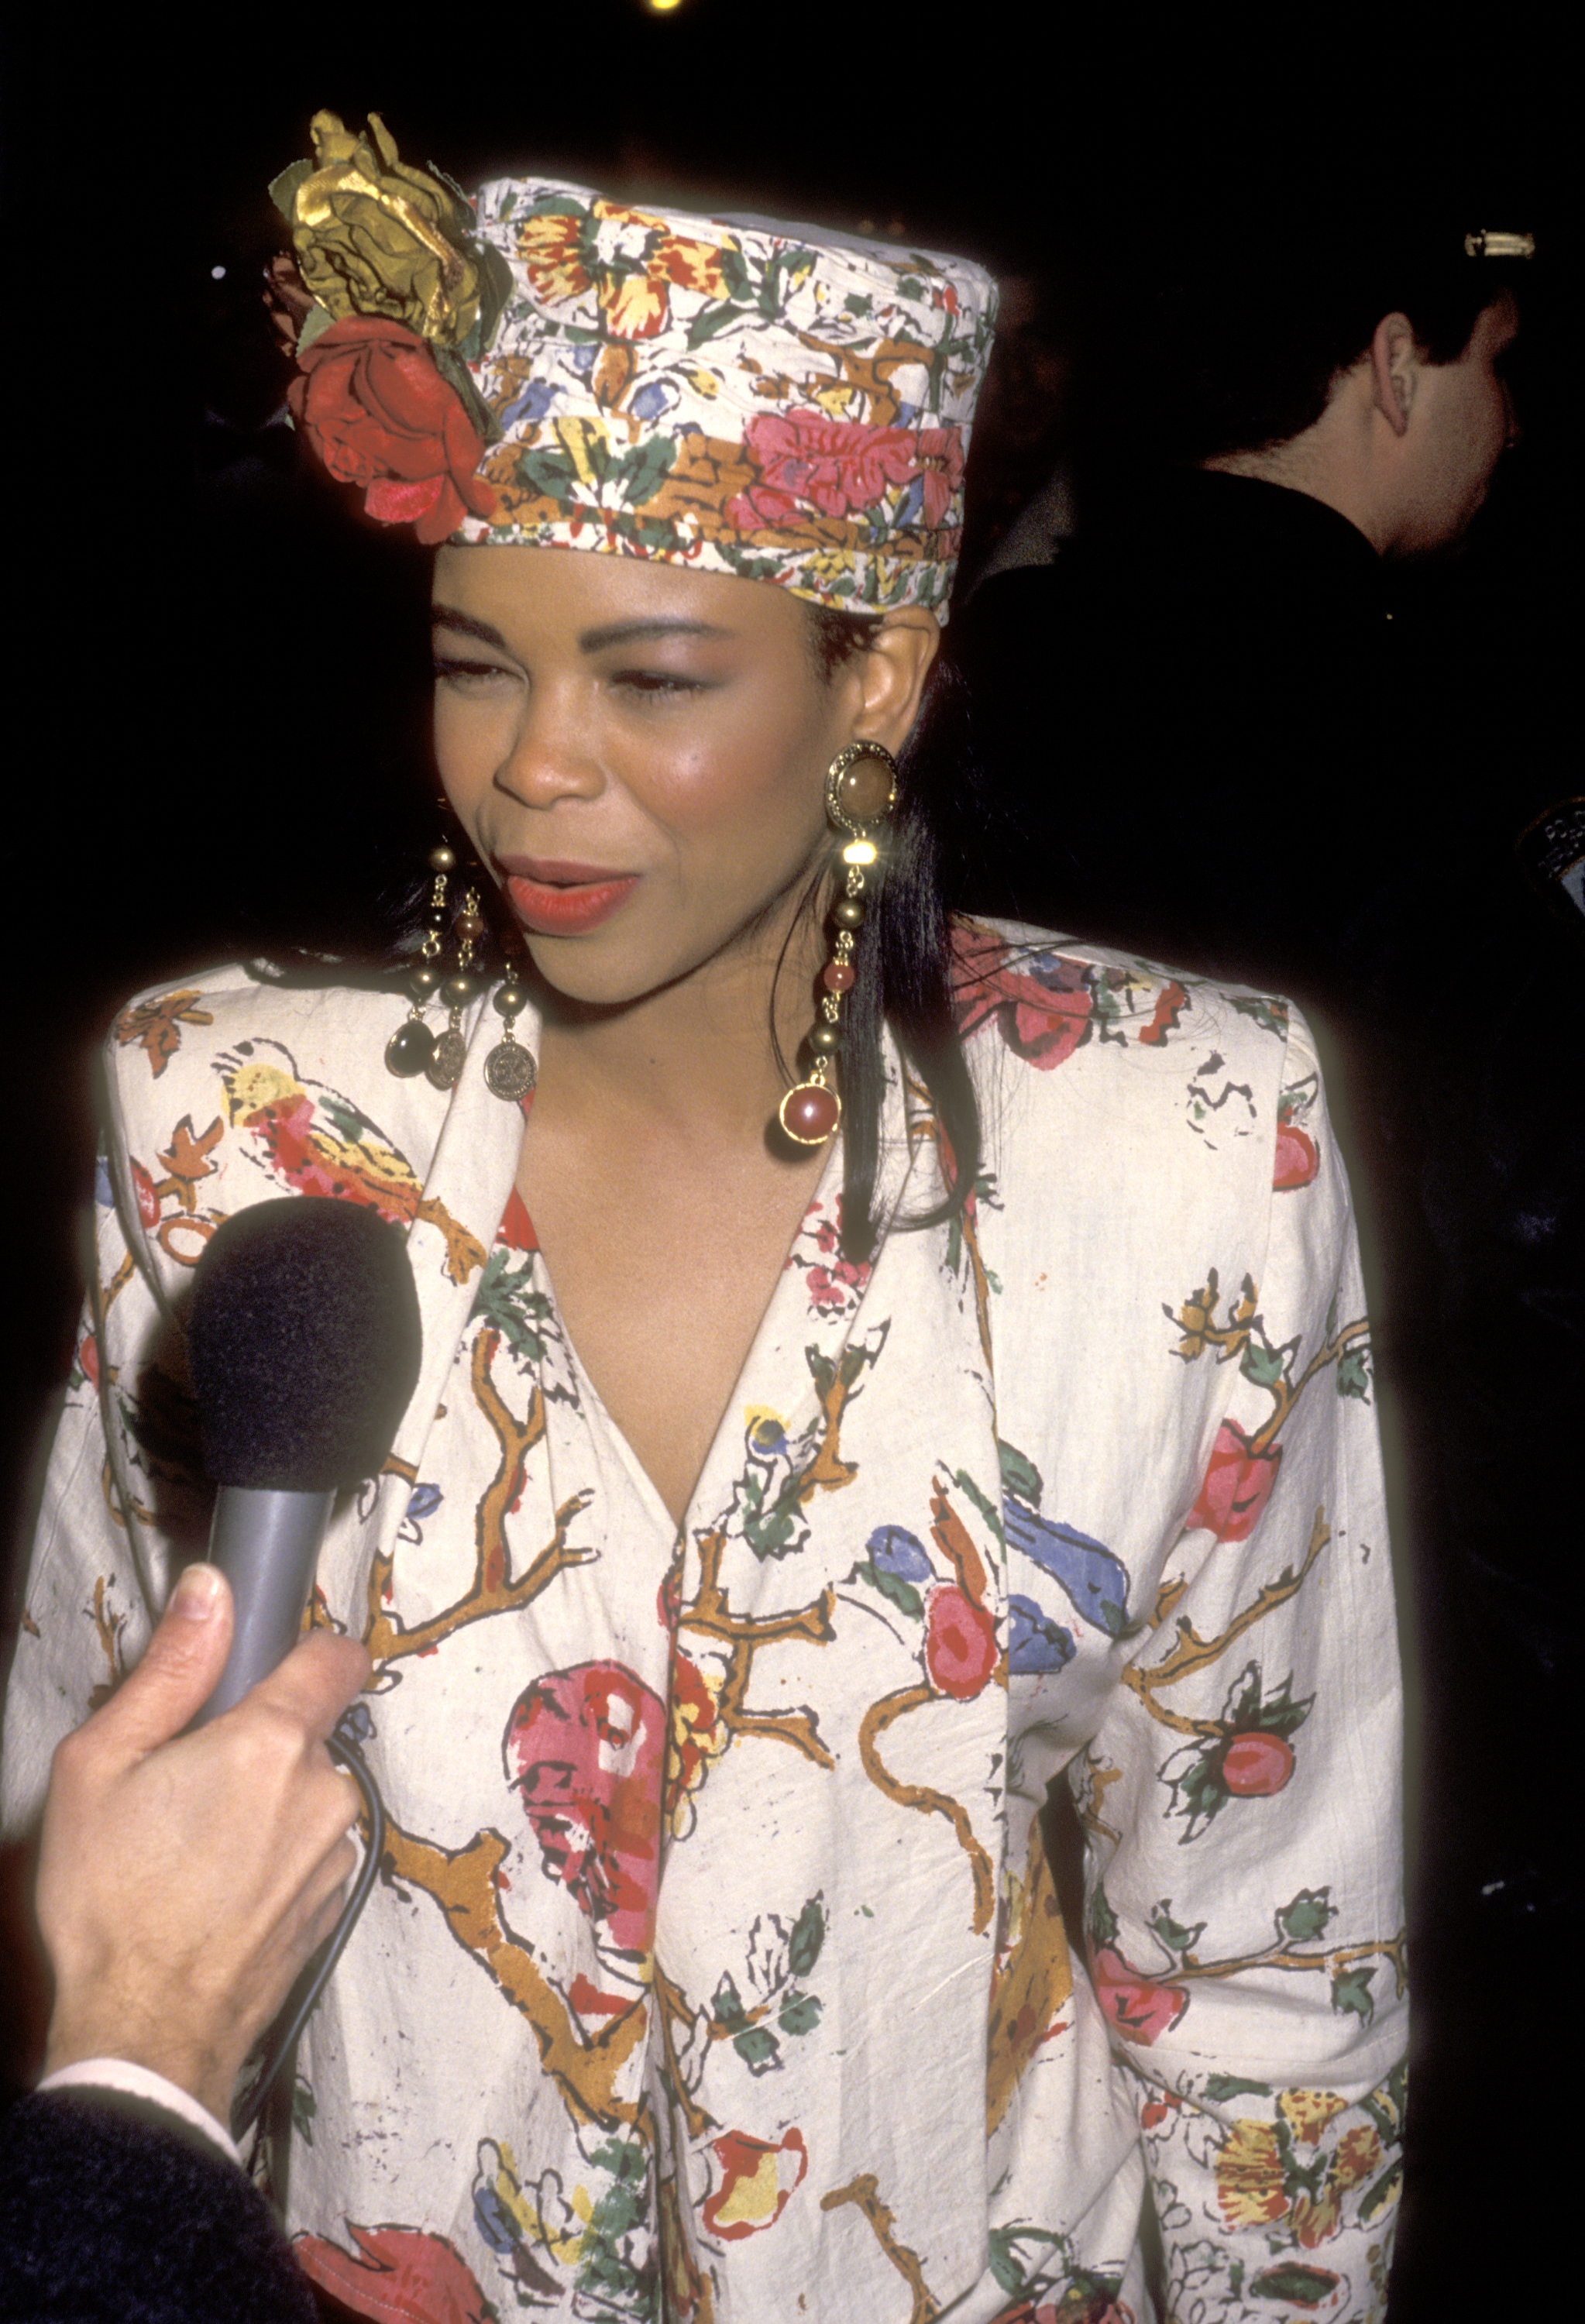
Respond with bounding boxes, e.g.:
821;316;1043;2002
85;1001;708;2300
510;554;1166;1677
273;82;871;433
819;2174;940;2324
858;1683;995;1935
682;1528;836;1771
1123;1506;1331;1734
652;1965;717;2143
986;1813;1073;2134
364;1329;594;1668
1174;1928;1408;1999
380;1817;647;2130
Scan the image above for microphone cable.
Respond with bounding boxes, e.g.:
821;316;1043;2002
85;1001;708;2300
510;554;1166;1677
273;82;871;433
230;1718;387;2141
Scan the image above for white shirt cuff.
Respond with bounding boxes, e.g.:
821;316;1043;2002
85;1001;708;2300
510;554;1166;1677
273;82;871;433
36;2059;243;2168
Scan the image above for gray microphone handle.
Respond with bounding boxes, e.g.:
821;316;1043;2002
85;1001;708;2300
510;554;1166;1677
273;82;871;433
193;1486;336;1725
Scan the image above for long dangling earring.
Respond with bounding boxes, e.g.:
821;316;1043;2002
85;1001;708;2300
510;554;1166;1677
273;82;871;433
425;884;487;1089
483;935;537;1102
778;741;898;1147
386;843;456;1080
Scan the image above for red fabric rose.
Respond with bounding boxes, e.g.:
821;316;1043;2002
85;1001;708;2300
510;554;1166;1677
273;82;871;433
1188;1421;1281;1542
287;315;497;545
1089;1945;1189;2047
924;1583;999;1700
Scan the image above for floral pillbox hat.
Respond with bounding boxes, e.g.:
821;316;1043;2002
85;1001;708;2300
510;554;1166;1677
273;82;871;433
272;114;998;617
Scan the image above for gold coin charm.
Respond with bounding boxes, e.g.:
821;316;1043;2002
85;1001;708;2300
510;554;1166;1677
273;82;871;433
425;1027;468;1089
484;1040;537;1102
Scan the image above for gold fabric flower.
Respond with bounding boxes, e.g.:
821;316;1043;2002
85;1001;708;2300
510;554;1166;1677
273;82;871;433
274;111;486;349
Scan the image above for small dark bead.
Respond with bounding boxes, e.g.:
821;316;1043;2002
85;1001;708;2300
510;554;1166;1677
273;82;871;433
442;972;480;1007
832;896;865;929
385;1019;435;1077
809;1021;841;1055
493;982;528;1017
407;964;442;999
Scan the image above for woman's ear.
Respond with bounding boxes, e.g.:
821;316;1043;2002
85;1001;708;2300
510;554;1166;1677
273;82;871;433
850;608;941;755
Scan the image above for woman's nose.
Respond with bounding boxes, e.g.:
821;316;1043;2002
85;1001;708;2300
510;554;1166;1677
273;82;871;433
494;686;603;806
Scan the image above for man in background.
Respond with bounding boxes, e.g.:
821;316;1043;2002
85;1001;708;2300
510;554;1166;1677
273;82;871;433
956;210;1575;2312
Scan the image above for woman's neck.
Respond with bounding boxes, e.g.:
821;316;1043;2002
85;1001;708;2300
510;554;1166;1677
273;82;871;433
529;914;824;1149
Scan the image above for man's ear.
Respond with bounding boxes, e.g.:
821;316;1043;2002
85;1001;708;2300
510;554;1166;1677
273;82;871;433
1369;313;1420;439
850;607;941;757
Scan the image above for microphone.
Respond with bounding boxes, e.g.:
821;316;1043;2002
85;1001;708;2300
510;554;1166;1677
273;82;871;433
186;1197;422;1724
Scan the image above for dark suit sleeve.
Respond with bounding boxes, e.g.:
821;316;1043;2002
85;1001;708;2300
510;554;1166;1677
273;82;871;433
0;2088;316;2323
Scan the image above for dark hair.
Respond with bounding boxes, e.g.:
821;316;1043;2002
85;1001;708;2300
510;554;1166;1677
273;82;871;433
792;603;983;1265
1116;214;1522;464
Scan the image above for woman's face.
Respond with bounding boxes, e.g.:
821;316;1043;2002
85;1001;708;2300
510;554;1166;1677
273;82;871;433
431;546;861;1010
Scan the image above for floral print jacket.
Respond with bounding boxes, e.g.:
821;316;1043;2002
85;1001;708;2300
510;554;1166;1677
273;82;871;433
2;924;1405;2324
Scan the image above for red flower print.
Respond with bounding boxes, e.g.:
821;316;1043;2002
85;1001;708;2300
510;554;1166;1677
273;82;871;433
727;409;961;531
294;2224;492;2324
950;922;1092;1068
664;1647;727;1824
1089;1946;1189;2047
1188;1422;1281;1542
1221;1730;1295;1796
701;2127;808;2240
504;1660;665;1954
496;1185;539;1251
130;1158;160;1230
288;315;497;545
1274;1097;1319;1191
924;1583;999;1700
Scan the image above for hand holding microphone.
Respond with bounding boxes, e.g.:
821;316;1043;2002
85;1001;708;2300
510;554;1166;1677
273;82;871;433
36;1565;370;2126
36;1197;422;2130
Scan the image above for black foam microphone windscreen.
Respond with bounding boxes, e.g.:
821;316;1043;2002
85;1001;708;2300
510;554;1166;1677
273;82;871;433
187;1196;424;1493
186;1197;423;1722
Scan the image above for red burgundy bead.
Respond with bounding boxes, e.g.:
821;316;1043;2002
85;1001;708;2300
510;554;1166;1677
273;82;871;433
779;1083;841;1143
821;961;857;992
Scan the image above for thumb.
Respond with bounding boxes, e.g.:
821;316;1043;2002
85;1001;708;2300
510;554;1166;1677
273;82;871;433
96;1563;236;1757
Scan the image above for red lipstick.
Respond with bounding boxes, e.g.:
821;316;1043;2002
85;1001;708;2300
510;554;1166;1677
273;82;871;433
497;858;640;936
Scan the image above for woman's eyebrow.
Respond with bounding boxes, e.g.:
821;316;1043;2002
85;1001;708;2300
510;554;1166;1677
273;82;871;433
576;618;735;651
431;606;510;648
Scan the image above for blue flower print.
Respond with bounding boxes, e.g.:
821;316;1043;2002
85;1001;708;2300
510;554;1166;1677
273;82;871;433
1008;1594;1076;1676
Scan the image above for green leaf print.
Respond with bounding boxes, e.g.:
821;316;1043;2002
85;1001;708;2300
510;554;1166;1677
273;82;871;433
1336;1347;1371;1399
686;301;741;349
1239;1339;1288;1391
1359;2157;1403;2223
1330;1965;1377;2023
997;1439;1045;1508
1277;1889;1335;1943
777;1993;822;2037
576;2135;656;2309
787;1895;827;1978
1149;1905;1205;1957
1088;1882;1119;1950
853;1559;924;1621
1249;2261;1340;2307
1203;2073;1273;2102
951;1464;1006;1545
712;1972;747;2030
733;2025;781;2075
291;2077;316;2145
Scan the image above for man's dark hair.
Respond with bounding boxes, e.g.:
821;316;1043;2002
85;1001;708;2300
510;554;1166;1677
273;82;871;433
1126;211;1522;463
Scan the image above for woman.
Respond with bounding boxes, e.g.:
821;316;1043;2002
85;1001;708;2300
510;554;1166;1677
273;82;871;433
2;115;1405;2323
